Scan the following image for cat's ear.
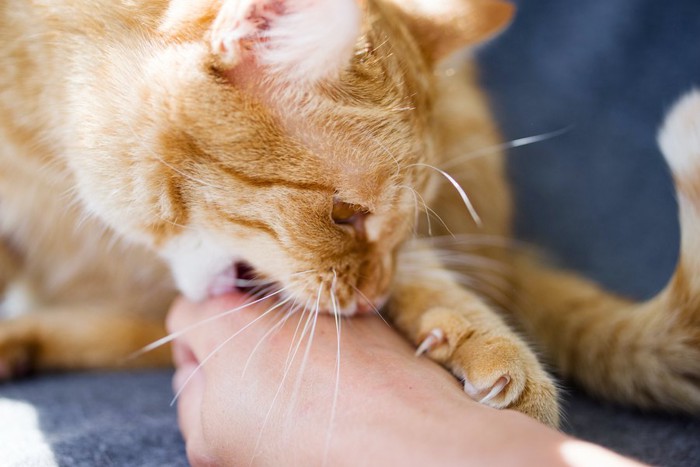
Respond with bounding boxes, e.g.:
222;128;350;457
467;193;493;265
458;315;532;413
390;0;514;63
162;0;362;84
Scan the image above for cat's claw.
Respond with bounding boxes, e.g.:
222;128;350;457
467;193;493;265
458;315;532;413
415;328;445;357
464;374;511;404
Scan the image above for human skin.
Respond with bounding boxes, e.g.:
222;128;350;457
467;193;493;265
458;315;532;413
168;294;645;467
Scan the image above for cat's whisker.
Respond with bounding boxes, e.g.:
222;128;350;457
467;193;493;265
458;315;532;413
241;296;301;379
407;163;482;227
233;278;275;288
404;267;513;307
129;286;291;359
423;204;455;238
429;253;510;273
287;269;316;278
417;233;519;249
445;269;512;293
398;183;455;237
250;284;324;466
440;126;574;171
324;274;342;466
447;268;512;293
402;244;505;261
283;297;314;373
397;185;422;238
367;134;402;178
402;255;509;281
351;285;391;328
397;183;455;238
285;284;324;413
398;184;431;235
170;294;296;406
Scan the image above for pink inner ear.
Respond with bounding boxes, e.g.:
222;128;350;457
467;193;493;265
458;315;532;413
247;1;286;30
210;0;287;67
210;0;362;84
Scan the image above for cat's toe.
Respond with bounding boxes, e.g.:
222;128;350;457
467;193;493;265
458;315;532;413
464;374;510;403
415;307;560;427
453;337;560;427
415;328;445;356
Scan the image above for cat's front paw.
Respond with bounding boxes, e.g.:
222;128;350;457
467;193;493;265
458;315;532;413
415;307;560;428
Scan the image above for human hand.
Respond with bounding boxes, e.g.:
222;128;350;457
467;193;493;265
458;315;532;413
168;294;645;467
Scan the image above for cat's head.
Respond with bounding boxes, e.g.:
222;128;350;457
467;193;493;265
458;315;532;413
72;0;512;314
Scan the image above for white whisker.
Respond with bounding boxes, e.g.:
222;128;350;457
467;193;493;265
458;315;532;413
129;286;290;359
283;298;314;372
408;163;482;227
250;284;323;466
352;285;391;328
324;273;342;466
414;233;518;249
440;126;574;170
170;295;295;406
241;297;300;379
285;284;324;414
398;184;424;236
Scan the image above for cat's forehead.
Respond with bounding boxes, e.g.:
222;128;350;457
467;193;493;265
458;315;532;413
224;68;423;200
281;95;425;196
279;108;412;207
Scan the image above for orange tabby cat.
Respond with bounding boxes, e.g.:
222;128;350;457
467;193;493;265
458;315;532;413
1;0;698;429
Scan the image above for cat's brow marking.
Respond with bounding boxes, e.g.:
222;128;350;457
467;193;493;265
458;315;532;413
218;165;333;192
210;205;280;240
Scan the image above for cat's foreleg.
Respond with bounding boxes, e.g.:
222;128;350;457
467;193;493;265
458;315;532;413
389;244;560;428
0;306;171;380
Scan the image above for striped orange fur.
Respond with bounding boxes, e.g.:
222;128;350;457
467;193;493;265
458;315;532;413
1;0;698;431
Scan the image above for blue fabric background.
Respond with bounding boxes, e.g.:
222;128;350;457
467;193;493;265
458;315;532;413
482;0;700;300
1;0;699;465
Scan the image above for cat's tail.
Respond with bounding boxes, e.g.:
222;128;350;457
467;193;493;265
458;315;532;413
512;90;700;413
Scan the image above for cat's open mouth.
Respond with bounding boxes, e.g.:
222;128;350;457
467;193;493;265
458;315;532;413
208;261;279;298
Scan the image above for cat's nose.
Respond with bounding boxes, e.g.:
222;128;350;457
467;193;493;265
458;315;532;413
332;199;369;241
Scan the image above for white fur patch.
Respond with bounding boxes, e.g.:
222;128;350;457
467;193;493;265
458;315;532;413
0;400;58;466
211;0;361;83
159;230;238;301
658;90;700;176
0;280;37;319
658;90;700;287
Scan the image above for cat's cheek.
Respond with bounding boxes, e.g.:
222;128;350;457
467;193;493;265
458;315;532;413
159;231;238;302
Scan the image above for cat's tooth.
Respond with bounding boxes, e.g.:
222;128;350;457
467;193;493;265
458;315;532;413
415;328;445;357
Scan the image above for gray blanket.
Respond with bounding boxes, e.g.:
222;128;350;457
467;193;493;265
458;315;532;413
2;0;700;465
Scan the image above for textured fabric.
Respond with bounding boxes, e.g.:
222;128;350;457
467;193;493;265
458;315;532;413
2;0;700;465
0;372;187;467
